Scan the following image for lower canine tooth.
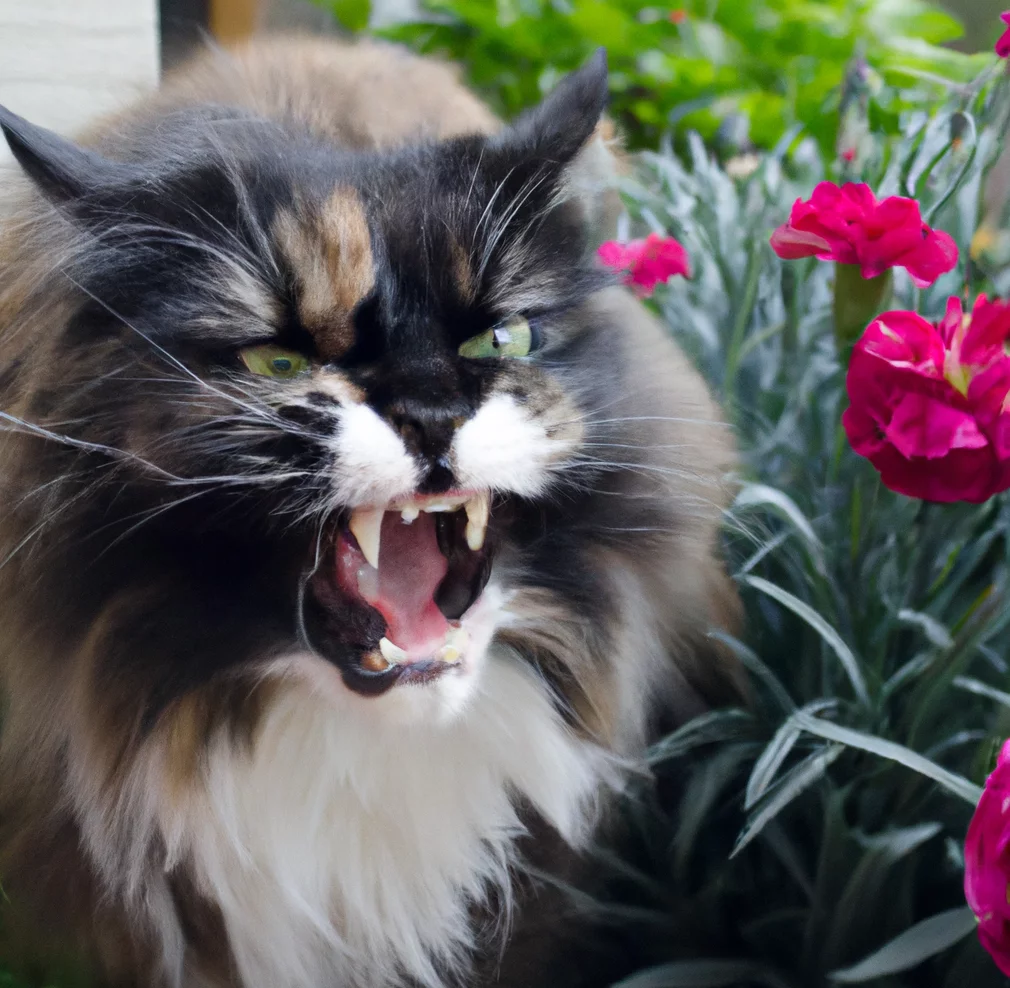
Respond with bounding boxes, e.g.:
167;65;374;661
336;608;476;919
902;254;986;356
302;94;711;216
440;646;462;664
378;637;408;664
464;494;490;551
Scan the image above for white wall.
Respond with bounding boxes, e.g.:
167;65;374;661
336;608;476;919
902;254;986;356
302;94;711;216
0;0;159;155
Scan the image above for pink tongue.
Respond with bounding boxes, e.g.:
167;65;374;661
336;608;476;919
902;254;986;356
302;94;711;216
368;512;450;659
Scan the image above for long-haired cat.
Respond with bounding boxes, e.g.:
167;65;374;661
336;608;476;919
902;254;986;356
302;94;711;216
0;36;740;988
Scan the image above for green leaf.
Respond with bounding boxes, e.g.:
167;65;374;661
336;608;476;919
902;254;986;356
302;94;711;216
329;0;371;31
897;609;954;649
746;700;837;808
732;483;823;558
611;959;792;988
794;712;983;805
829;907;977;982
744;577;870;705
952;675;1010;710
647;708;753;766
733;745;845;858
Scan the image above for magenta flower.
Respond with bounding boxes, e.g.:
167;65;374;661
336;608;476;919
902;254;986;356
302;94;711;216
842;296;1010;503
997;12;1010;58
771;182;958;288
598;233;691;296
966;739;1010;975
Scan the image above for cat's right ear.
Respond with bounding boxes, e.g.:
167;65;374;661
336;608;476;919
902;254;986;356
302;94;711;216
0;105;141;206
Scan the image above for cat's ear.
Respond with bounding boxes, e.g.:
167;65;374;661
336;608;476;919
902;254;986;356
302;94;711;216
494;49;610;165
0;105;141;205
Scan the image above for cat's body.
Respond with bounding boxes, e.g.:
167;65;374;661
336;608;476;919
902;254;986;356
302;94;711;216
0;38;739;988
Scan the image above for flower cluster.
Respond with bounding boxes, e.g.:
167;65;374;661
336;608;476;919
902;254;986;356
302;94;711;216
998;12;1010;59
771;182;957;287
842;297;1010;503
598;232;691;295
966;740;1010;976
768;25;1010;963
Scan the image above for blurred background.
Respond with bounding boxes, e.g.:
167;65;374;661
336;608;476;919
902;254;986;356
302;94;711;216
1;0;1005;157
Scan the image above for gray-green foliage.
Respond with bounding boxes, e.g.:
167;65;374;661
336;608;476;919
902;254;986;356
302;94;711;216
582;52;1010;988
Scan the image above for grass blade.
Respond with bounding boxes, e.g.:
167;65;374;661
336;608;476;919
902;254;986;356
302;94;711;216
794;713;982;805
612;959;792;988
952;675;1010;710
733;483;823;556
733;745;844;858
744;577;869;705
829;906;977;982
746;699;837;808
647;708;753;766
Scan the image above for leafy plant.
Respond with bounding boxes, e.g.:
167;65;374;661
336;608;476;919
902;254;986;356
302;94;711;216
321;0;991;154
551;44;1010;988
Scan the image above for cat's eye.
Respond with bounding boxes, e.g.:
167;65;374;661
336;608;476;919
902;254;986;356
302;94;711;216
458;317;537;360
240;345;311;379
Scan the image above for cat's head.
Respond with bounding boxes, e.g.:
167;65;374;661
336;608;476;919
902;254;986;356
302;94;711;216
0;51;724;734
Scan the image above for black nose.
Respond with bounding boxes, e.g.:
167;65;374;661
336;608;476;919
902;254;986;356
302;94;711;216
383;397;469;491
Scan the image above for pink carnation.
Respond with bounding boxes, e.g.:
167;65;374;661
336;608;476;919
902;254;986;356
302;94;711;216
965;739;1010;975
997;12;1010;59
598;233;691;297
842;295;1010;503
771;182;958;288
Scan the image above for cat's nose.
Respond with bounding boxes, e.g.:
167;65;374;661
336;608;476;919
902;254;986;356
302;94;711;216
384;398;468;489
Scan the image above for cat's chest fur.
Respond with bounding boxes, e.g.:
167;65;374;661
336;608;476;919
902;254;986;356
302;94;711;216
135;655;610;988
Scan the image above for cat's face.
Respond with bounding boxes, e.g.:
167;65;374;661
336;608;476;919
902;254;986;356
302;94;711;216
0;54;636;724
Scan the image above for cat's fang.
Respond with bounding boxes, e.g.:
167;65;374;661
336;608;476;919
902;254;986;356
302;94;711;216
348;507;383;570
378;637;408;664
463;494;490;551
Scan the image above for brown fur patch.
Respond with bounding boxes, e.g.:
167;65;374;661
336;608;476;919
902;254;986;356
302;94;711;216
273;188;375;359
161;678;277;800
449;236;477;304
151;37;501;150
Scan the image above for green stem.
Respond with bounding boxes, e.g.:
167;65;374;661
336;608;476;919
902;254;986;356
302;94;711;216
832;264;893;356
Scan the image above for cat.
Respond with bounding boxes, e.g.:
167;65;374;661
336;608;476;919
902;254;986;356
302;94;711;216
0;36;741;988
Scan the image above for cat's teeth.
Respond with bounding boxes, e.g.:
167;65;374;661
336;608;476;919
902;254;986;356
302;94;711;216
349;507;383;570
463;493;490;551
420;499;464;512
438;626;469;664
400;505;419;524
378;637;408;664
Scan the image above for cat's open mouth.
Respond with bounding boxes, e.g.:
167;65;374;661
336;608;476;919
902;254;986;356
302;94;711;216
308;492;495;695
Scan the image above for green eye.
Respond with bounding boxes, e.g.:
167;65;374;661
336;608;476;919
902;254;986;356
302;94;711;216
458;317;535;360
240;345;311;379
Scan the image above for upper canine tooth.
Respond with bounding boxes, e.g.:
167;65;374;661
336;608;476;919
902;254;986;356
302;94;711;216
464;493;490;551
349;507;384;570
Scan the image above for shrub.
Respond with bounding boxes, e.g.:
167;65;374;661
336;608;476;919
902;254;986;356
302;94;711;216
324;0;991;154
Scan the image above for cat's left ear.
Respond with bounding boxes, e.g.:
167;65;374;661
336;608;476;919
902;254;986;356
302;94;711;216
0;104;143;206
491;50;624;242
494;48;610;166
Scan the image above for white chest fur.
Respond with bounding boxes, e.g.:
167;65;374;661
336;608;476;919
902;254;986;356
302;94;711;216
153;654;612;988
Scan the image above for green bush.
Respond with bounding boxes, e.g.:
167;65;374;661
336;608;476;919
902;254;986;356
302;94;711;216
327;0;994;154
